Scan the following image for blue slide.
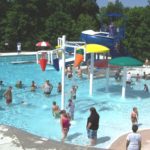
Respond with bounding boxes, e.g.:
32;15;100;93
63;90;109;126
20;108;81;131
80;29;128;58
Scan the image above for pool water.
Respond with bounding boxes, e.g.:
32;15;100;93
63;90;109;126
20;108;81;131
0;55;150;149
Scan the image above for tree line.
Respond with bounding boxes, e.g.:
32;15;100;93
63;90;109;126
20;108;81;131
0;0;149;61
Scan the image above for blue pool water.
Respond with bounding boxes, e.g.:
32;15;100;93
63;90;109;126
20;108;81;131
0;55;150;149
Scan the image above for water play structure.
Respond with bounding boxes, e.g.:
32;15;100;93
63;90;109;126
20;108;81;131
80;13;128;58
36;35;110;109
80;29;126;58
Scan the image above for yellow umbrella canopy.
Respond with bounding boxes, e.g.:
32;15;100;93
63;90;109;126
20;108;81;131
82;44;110;53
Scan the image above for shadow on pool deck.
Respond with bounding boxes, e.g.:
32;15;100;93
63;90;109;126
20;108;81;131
0;125;107;150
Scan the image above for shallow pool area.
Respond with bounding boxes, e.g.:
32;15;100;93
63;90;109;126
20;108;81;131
0;55;150;149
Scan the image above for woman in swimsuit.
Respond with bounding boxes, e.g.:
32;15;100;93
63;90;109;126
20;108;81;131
60;110;71;141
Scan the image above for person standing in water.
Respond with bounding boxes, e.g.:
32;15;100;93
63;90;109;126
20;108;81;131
60;110;71;142
31;81;37;92
144;84;149;92
52;101;60;118
3;86;12;105
67;99;75;120
57;82;62;93
131;107;138;125
87;107;99;146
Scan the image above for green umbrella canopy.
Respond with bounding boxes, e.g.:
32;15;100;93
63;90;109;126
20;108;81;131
109;57;143;66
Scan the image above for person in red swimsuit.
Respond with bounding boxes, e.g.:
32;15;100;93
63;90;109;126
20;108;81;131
60;110;71;141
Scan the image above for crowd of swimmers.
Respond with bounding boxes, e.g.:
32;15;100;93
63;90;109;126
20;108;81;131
114;69;149;92
0;79;63;105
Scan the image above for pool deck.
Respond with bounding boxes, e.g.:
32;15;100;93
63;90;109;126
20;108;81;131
0;125;150;150
0;125;106;150
0;52;37;56
109;129;150;150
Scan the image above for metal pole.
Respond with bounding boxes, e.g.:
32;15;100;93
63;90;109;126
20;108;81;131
36;53;39;64
122;66;127;98
61;35;66;110
89;53;94;96
47;52;50;64
105;67;109;92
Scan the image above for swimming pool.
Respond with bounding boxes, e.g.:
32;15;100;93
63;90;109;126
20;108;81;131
0;55;150;149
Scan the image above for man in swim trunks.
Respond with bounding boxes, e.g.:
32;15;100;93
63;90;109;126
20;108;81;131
131;107;138;125
4;86;12;105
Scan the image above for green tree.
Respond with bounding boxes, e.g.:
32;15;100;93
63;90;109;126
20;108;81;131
0;0;99;51
123;7;150;60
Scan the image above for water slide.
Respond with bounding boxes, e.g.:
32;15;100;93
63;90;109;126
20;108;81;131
80;29;127;58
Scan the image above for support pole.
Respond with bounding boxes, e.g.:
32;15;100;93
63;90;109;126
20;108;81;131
61;35;66;110
122;66;127;98
50;51;53;65
89;53;94;96
36;53;39;64
47;52;50;64
105;67;109;92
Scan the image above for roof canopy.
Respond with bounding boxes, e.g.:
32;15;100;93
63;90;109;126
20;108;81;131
82;44;110;53
109;57;143;66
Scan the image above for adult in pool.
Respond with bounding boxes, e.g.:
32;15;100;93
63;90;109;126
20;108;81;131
15;80;23;89
42;80;53;95
86;107;99;146
3;86;12;105
60;110;71;142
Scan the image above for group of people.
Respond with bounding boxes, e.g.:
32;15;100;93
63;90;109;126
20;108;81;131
52;101;100;146
65;65;83;79
1;79;63;105
52;85;78;120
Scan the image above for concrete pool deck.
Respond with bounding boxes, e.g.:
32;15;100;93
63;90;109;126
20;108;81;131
109;129;150;150
0;125;106;150
0;125;150;150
